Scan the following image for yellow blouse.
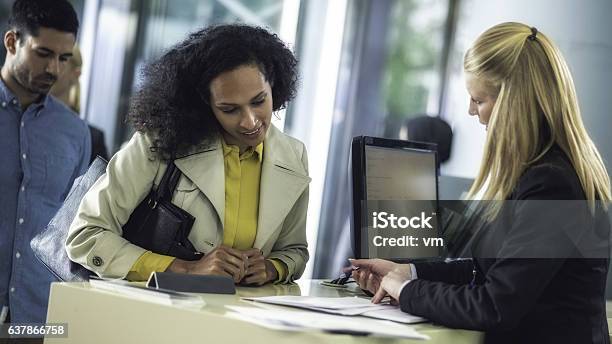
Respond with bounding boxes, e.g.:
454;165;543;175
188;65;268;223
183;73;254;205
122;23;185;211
221;141;262;250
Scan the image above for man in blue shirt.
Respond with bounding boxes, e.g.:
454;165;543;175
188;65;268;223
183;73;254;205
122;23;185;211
0;0;90;323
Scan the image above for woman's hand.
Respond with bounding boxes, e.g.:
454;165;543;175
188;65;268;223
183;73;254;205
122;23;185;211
371;267;412;304
346;259;412;299
346;258;398;276
240;249;278;286
345;259;400;295
167;245;247;283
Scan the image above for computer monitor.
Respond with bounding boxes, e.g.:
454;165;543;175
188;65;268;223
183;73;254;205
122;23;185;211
350;136;440;261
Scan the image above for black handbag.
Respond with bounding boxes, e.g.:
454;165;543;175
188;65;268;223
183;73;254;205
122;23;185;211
123;160;202;261
30;156;202;282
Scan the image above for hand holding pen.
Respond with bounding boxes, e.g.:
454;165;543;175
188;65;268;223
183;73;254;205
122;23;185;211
346;259;412;303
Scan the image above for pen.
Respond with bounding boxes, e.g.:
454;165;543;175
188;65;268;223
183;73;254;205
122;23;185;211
469;266;477;288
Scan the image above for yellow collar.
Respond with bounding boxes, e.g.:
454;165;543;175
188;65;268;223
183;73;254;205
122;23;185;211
221;139;264;162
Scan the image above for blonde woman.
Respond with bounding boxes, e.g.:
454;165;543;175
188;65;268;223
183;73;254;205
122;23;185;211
350;22;611;343
50;45;109;162
50;45;81;113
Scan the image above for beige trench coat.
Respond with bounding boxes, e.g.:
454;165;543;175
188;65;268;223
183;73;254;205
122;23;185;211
66;125;310;283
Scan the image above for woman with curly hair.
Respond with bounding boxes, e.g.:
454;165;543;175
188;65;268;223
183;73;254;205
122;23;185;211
66;24;310;285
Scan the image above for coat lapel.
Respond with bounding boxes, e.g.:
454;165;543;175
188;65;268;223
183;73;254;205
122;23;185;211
174;141;225;227
254;126;311;249
171;126;310;250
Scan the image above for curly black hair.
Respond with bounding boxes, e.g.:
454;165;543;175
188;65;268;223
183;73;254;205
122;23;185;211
128;24;299;160
9;0;79;39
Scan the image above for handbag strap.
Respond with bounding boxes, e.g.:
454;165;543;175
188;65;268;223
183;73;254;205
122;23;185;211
155;161;182;201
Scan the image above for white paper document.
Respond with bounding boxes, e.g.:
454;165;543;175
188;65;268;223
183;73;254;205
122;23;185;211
225;305;429;340
242;295;425;323
243;295;379;309
89;277;205;309
361;307;425;324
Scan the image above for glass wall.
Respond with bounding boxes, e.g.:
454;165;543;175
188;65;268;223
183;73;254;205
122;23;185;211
382;0;449;137
313;0;456;278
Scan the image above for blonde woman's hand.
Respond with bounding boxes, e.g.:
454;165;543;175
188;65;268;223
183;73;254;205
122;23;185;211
345;258;398;277
346;259;412;296
371;267;413;304
167;245;247;283
344;259;398;294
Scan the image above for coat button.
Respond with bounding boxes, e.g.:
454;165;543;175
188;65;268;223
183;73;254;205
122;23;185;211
92;256;104;267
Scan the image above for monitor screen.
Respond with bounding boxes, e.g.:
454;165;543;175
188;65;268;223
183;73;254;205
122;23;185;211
365;145;437;201
351;136;440;261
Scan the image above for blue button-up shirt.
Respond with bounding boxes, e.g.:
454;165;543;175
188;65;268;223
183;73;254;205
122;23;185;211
0;78;91;323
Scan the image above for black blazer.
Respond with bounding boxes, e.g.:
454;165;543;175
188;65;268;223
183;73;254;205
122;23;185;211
88;125;109;164
400;146;610;344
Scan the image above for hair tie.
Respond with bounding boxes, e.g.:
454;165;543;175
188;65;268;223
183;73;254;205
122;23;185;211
527;27;538;41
